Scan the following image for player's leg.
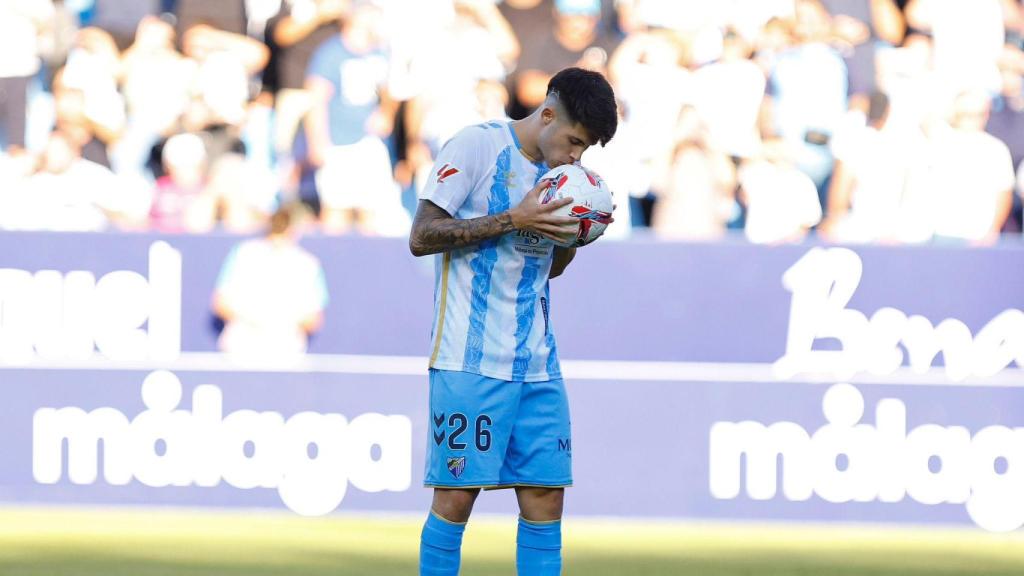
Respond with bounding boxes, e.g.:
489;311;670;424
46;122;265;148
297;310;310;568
500;378;572;576
421;369;522;575
516;486;564;521
420;487;479;576
515;487;564;576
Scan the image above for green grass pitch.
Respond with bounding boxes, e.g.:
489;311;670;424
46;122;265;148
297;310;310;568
1;507;1023;575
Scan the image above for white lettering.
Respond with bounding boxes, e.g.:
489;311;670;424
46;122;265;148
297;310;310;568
775;248;1024;381
0;242;181;364
31;371;413;516
709;384;1024;532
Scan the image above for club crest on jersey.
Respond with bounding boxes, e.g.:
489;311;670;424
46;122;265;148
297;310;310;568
436;163;460;183
447;457;466;479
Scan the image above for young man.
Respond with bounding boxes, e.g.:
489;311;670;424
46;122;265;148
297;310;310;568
408;67;617;576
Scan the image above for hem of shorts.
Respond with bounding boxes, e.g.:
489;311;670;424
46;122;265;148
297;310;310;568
428;361;562;383
424;481;572;490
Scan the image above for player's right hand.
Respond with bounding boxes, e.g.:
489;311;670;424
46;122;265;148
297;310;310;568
509;179;579;243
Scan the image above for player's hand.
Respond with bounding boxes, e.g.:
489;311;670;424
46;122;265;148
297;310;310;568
508;178;579;243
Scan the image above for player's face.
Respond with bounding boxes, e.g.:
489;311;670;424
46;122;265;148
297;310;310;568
538;110;593;167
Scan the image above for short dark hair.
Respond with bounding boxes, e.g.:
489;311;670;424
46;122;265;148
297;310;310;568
547;67;618;146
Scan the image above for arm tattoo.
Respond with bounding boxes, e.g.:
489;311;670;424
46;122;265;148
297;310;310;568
410;202;516;256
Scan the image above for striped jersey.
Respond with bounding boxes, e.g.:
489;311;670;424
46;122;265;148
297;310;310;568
419;121;560;382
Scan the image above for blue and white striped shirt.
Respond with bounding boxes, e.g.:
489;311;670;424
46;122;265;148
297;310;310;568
419;121;560;382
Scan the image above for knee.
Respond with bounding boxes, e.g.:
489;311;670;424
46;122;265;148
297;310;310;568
519;487;564;522
431;488;480;523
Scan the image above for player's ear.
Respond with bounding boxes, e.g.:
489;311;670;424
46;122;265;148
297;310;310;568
541;106;556;126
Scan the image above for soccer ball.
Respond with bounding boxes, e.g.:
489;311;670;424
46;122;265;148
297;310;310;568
538;164;614;248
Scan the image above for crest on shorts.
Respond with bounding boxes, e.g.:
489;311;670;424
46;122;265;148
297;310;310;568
447;456;466;479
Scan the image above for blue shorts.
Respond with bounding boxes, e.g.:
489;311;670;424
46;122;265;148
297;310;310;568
424;369;572;489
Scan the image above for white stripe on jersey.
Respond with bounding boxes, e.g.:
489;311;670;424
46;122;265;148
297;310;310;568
418;122;561;382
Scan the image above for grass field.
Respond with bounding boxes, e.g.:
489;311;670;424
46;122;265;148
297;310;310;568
1;507;1023;575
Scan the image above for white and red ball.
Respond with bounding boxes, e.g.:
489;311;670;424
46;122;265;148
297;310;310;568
538;164;614;248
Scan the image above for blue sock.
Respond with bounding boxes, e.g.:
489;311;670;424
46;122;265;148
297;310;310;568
420;511;466;576
516;517;562;576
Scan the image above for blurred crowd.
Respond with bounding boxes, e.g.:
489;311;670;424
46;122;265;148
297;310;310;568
1;0;1023;246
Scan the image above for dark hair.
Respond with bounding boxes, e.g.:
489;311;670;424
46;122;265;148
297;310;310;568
547;67;618;146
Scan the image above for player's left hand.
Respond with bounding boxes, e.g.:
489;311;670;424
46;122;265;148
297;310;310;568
510;178;579;243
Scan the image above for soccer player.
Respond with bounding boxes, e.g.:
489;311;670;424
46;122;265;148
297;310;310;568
408;67;617;576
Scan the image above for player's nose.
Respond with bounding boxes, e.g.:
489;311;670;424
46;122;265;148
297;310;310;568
570;145;587;163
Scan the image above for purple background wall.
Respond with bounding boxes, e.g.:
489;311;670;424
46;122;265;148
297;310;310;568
2;231;1022;362
2;232;1023;529
4;370;1024;527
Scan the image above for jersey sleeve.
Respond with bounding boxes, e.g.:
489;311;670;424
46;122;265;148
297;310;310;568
418;126;488;216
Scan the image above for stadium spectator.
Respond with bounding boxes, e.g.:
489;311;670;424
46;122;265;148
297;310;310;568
614;0;723;36
651;107;737;240
499;0;552;39
4;130;138;231
175;0;249;38
265;0;346;170
51;72;114;168
819;0;905;96
149;132;216;233
874;31;946;135
904;90;1016;245
762;0;848;206
57;27;126;148
246;0;287;38
1;0;1023;245
903;0;1006;97
115;16;195;181
0;0;54;154
607;26;689;226
689;28;766;160
579;102;634;239
988;47;1024;170
37;1;78;82
89;0;162;50
0;146;37;229
499;0;553;119
305;0;404;234
397;1;518;202
206;151;277;233
986;45;1024;232
820;91;926;243
212;202;328;360
508;0;620;119
181;22;269;128
721;0;798;43
738;138;822;244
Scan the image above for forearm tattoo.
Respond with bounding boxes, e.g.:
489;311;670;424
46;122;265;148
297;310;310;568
411;208;516;255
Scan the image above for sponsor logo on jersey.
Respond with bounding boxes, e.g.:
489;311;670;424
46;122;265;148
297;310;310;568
436;164;460;184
